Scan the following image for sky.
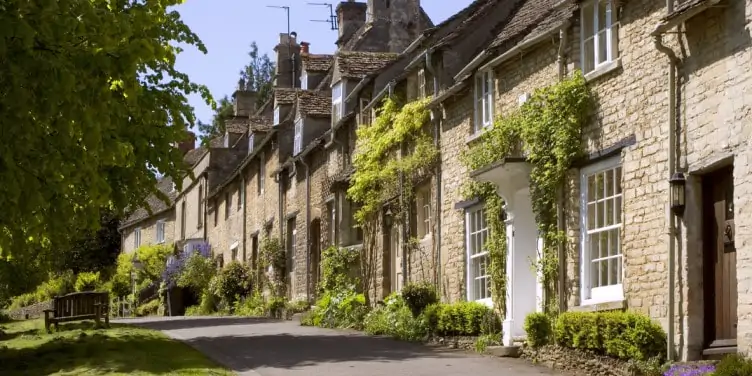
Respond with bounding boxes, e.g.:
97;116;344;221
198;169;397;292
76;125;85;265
174;0;474;131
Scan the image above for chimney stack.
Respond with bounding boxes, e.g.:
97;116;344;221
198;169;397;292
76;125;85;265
274;33;301;88
233;78;258;117
178;130;196;155
336;1;366;47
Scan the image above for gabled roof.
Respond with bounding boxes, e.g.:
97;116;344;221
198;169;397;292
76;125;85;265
184;147;208;167
225;117;250;134
342;7;435;51
119;176;177;229
297;90;331;118
336;51;399;79
302;54;334;72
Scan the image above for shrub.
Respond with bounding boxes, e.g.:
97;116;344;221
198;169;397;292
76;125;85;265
0;310;10;323
136;299;160;317
435;301;499;336
420;303;441;334
266;297;287;319
74;271;101;292
234;290;266;317
319;246;359;294
308;289;368;329
197;291;219;315
217;262;252;305
176;250;216;292
400;281;438;317
364;294;427;341
185;305;202;316
713;354;752;376
553;311;666;361
286;299;311;315
474;333;501;353
523;312;552;348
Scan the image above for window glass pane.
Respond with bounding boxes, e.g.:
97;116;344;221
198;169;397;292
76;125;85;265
598;0;609;32
599;260;608;288
598;30;608;64
584;38;595;73
583;3;595;37
611;22;619;60
609;258;619;285
605;169;614;197
587;174;596;201
609;229;619;257
615;166;622;194
590;233;599;260
615;196;622;225
599;230;608;259
587;203;596;230
596;201;604;228
590;260;599;289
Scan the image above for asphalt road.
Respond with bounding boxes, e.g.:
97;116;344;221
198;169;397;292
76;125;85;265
119;316;564;376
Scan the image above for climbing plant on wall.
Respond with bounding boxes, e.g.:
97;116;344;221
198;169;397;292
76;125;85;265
461;70;593;314
259;237;285;297
347;96;439;304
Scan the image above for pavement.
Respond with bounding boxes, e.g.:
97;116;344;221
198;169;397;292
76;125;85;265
117;316;565;376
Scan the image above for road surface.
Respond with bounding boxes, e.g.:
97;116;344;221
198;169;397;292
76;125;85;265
119;316;564;376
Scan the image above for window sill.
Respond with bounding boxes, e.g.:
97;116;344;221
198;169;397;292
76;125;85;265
466;132;484;145
584;59;622;83
570;298;626;312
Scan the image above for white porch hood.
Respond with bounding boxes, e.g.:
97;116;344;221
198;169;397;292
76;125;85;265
471;158;543;347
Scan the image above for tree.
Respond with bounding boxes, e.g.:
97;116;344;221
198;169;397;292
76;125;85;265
0;1;212;260
54;208;122;277
198;42;275;144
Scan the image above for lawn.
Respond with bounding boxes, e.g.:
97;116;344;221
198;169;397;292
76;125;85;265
0;318;233;375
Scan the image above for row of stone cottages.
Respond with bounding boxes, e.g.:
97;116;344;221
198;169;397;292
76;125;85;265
118;0;752;361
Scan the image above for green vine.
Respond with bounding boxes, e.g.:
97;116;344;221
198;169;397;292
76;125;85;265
346;96;439;303
462;181;507;320
461;71;593;314
259;237;285;297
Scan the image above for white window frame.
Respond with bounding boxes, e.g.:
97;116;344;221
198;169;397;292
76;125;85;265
294;118;303;155
465;205;491;306
134;227;141;249
580;156;624;305
258;152;265;195
274;106;281;125
418;69;426;99
474;70;494;133
156;220;165;243
416;185;431;239
359;98;371;125
580;0;618;75
300;71;308;90
248;133;254;153
223;131;229;148
332;81;344;125
230;241;239;262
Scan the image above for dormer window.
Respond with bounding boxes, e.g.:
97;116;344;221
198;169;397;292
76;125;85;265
248;133;255;153
332;81;344;125
294;118;303;155
301;72;309;90
474;70;494;133
274;106;280;125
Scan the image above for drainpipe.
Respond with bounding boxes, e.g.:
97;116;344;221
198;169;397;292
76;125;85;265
242;171;247;264
653;0;679;361
300;158;312;302
425;50;442;293
556;23;569;313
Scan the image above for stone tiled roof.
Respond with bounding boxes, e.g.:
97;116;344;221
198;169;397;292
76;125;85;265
488;0;571;50
207;148;247;195
208;130;277;199
336;51;399;79
297;90;331;118
184;147;208;167
275;88;297;104
315;69;334;91
120;176;177;229
303;54;333;72
434;0;506;48
225;117;249;134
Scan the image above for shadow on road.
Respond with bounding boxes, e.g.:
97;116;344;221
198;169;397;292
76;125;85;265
184;332;474;371
124;316;282;331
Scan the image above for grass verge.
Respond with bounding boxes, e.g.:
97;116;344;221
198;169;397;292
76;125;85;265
0;319;233;375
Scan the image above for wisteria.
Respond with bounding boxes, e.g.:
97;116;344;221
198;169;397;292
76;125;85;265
161;242;213;288
663;363;715;376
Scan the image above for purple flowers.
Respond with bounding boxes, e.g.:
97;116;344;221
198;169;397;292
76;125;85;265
663;364;715;376
162;241;212;287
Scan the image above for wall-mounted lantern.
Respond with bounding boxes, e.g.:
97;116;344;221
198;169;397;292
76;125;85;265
670;172;686;216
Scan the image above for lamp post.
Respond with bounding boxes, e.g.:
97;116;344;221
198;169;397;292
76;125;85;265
670;172;686;216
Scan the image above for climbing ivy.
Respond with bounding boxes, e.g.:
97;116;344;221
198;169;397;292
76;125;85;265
348;96;438;223
462;181;507;319
259;237;285;297
347;96;439;303
461;71;593;314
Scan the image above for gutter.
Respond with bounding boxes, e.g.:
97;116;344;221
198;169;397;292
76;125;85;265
477;22;568;73
653;0;681;362
651;0;722;36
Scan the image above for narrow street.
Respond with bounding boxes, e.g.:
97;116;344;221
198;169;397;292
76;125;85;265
119;316;564;376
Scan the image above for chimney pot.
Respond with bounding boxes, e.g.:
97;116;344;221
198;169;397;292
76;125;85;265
300;42;310;55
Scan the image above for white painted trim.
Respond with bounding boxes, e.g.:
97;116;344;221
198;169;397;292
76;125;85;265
230;241;239;250
273;106;280;125
293;118;303;155
465;204;492;304
473;70;494;133
579;155;624;303
580;0;619;75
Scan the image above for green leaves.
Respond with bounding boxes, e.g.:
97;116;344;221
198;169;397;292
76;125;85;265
0;0;211;260
462;71;594;315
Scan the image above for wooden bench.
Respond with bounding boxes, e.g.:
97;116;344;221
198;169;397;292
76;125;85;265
43;291;110;333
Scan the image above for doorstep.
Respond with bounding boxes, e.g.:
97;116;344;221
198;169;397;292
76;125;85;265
485;345;522;358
